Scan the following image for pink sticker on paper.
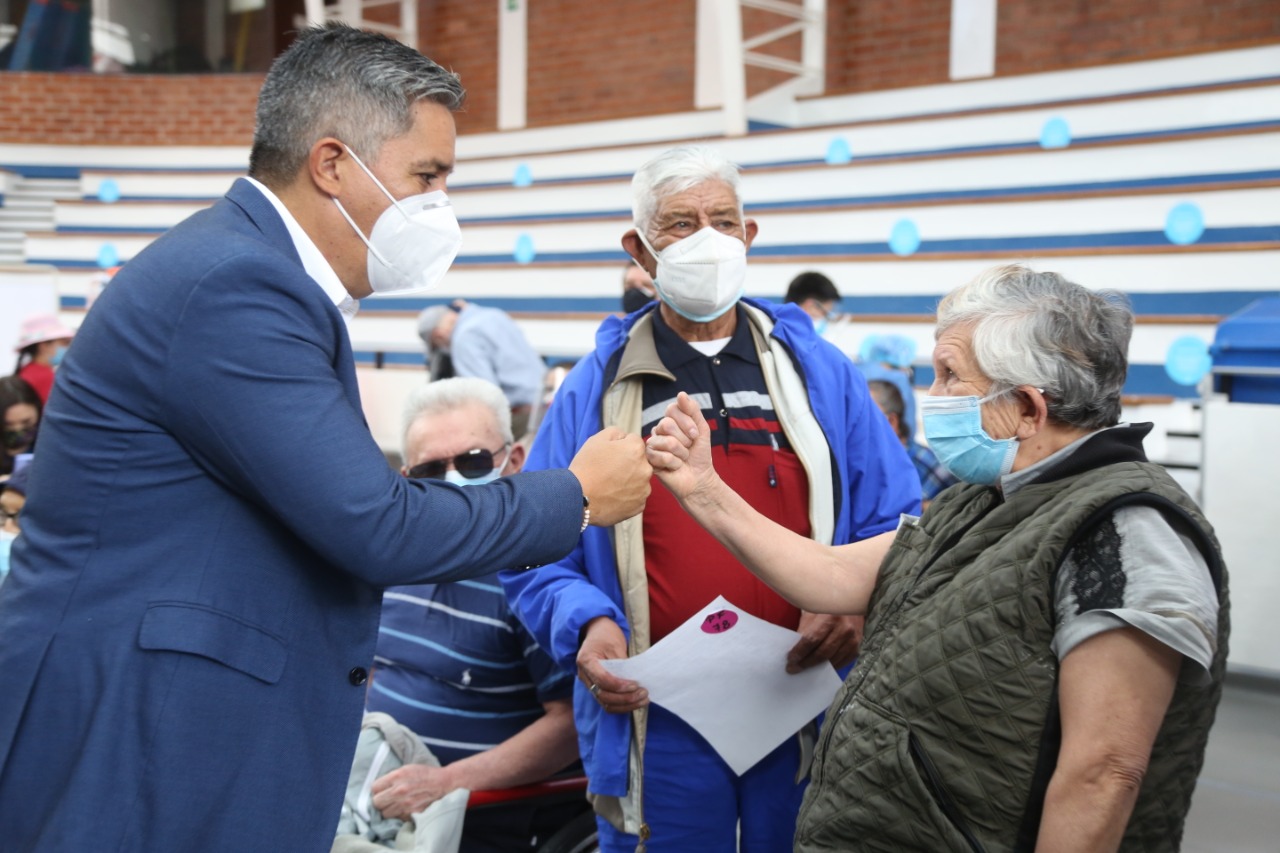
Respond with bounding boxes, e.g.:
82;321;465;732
701;610;739;634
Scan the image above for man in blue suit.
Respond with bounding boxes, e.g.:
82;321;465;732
0;24;650;851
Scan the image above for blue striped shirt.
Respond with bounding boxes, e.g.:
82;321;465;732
366;573;575;765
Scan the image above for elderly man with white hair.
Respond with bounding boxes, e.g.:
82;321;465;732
358;377;585;852
501;145;920;851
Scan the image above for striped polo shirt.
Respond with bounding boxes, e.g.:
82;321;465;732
640;306;812;643
366;572;574;766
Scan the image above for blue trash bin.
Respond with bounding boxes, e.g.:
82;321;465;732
1210;297;1280;404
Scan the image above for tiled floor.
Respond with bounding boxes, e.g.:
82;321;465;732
1182;677;1280;852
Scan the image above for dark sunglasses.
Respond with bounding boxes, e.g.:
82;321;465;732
408;444;510;481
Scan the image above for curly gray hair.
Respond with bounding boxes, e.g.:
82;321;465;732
935;264;1133;430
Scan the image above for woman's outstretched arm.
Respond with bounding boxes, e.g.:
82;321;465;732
645;392;893;615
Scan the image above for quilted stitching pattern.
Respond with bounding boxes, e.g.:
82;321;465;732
796;462;1229;853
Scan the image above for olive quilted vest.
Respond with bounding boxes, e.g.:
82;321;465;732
794;425;1229;853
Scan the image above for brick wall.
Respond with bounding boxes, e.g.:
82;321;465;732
0;72;262;145
826;0;955;95
525;0;696;128
824;0;1280;96
2;0;1275;146
419;0;498;134
996;0;1280;77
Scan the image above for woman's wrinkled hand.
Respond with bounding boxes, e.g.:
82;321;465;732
645;391;720;505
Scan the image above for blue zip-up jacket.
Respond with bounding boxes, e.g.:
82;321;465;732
502;298;919;800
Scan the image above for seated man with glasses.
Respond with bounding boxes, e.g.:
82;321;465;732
358;377;583;852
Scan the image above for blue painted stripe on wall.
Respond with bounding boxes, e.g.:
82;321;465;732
0;164;82;179
451;118;1280;190
913;363;1201;399
356;355;1199;398
52;166;1280;228
75;195;228;203
60;290;1280;317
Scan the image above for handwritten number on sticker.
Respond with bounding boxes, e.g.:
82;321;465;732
701;609;739;634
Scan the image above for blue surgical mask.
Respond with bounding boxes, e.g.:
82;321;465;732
920;394;1019;485
813;318;829;337
50;345;68;367
0;530;14;586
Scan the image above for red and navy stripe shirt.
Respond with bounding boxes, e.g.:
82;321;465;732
640;307;813;643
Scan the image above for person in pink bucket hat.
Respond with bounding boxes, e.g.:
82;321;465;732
12;314;75;404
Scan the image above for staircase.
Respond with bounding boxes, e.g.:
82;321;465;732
0;177;80;266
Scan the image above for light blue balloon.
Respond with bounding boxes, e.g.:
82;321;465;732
1164;336;1212;386
888;219;921;257
825;137;852;165
1164;202;1205;245
863;334;917;369
858;335;883;363
96;243;120;268
513;233;536;264
1039;117;1071;149
96;178;121;203
513;163;533;187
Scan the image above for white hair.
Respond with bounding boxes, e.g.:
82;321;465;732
935;264;1134;430
631;145;744;235
401;377;512;460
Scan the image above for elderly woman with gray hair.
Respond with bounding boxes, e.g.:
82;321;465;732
647;264;1227;852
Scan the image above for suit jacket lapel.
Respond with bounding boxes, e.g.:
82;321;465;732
226;177;304;268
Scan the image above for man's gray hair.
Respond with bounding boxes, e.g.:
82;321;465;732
935;264;1133;430
867;380;908;442
249;22;465;187
401;377;513;461
631;145;743;235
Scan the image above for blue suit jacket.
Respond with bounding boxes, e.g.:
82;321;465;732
0;179;582;850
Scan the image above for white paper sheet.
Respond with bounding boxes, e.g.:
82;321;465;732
601;595;844;775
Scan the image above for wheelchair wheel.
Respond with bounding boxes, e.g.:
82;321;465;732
536;809;599;853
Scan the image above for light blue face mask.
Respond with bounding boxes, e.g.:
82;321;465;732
920;393;1019;485
813;318;829;337
443;467;501;487
50;345;68;368
0;531;14;585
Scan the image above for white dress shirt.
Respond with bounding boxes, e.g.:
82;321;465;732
244;177;359;328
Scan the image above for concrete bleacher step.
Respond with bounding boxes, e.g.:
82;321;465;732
13;45;1277;413
69;77;1280;203
0;177;79;264
454;83;1280;188
33;184;1280;271
53;131;1280;232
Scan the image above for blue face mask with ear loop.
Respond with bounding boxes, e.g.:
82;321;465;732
0;530;14;584
920;390;1027;485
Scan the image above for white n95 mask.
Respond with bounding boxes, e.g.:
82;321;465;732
332;146;463;295
636;226;747;323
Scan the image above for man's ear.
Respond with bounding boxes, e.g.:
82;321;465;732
1014;386;1049;440
309;138;348;197
505;442;527;476
622;230;657;278
743;218;759;250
